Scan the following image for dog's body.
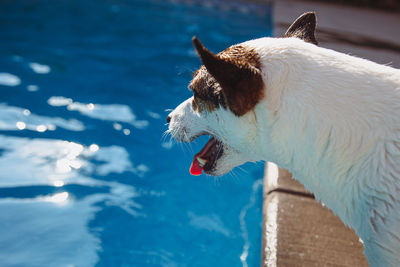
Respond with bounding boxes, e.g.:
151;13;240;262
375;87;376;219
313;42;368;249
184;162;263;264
167;13;400;266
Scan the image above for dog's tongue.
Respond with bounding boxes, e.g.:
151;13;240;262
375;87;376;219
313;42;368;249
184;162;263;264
189;137;217;176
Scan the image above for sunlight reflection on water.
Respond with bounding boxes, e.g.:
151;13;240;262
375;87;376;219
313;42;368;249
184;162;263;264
44;191;69;203
0;134;146;265
0;73;21;86
0;135;148;186
29;62;51;74
0;103;84;132
48;96;149;129
0;196;101;266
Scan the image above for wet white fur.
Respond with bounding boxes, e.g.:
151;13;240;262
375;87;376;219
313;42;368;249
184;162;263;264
168;37;400;266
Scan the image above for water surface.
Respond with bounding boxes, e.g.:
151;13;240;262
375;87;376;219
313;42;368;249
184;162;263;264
0;0;272;266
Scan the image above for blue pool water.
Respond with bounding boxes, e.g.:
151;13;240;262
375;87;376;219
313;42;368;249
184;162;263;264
0;0;273;266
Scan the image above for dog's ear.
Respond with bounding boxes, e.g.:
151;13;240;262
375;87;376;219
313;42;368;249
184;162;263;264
192;36;263;116
284;12;318;45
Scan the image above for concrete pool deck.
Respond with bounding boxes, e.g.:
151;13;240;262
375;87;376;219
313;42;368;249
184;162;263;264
262;1;400;266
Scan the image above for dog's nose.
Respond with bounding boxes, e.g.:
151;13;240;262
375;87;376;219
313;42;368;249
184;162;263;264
166;115;171;124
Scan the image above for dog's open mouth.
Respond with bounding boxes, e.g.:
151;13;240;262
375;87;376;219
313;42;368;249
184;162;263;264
189;136;224;176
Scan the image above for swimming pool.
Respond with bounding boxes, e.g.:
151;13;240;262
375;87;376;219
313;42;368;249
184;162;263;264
0;0;273;266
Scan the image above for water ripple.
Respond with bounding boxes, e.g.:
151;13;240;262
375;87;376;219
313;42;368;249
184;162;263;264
0;103;84;132
0;135;146;265
0;73;21;87
48;96;149;129
0;135;147;187
29;62;51;74
239;178;263;267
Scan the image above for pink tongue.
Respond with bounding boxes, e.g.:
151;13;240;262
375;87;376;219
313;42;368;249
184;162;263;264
189;137;217;176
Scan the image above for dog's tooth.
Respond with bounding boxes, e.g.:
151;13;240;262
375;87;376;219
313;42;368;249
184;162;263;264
197;157;207;167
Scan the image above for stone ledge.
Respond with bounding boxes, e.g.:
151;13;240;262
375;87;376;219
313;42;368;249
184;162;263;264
264;162;313;197
262;180;368;266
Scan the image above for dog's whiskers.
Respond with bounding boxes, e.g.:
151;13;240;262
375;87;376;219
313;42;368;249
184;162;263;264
229;169;241;183
161;130;170;142
183;132;195;154
213;175;222;187
236;166;249;175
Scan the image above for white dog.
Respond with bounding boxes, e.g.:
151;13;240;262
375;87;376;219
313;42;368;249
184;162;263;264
167;12;400;266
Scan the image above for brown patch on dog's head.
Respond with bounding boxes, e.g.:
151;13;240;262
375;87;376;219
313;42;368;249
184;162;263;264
189;67;226;113
284;12;318;45
191;37;263;116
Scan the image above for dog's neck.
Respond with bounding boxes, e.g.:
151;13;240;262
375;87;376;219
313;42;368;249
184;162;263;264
248;38;400;265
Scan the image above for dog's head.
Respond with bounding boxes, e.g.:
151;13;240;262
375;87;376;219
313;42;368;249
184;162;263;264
167;12;318;176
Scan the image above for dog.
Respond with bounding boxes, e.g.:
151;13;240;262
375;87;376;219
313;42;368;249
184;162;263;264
167;12;400;266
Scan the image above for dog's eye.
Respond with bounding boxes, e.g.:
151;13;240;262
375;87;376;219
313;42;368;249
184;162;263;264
193;91;200;102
